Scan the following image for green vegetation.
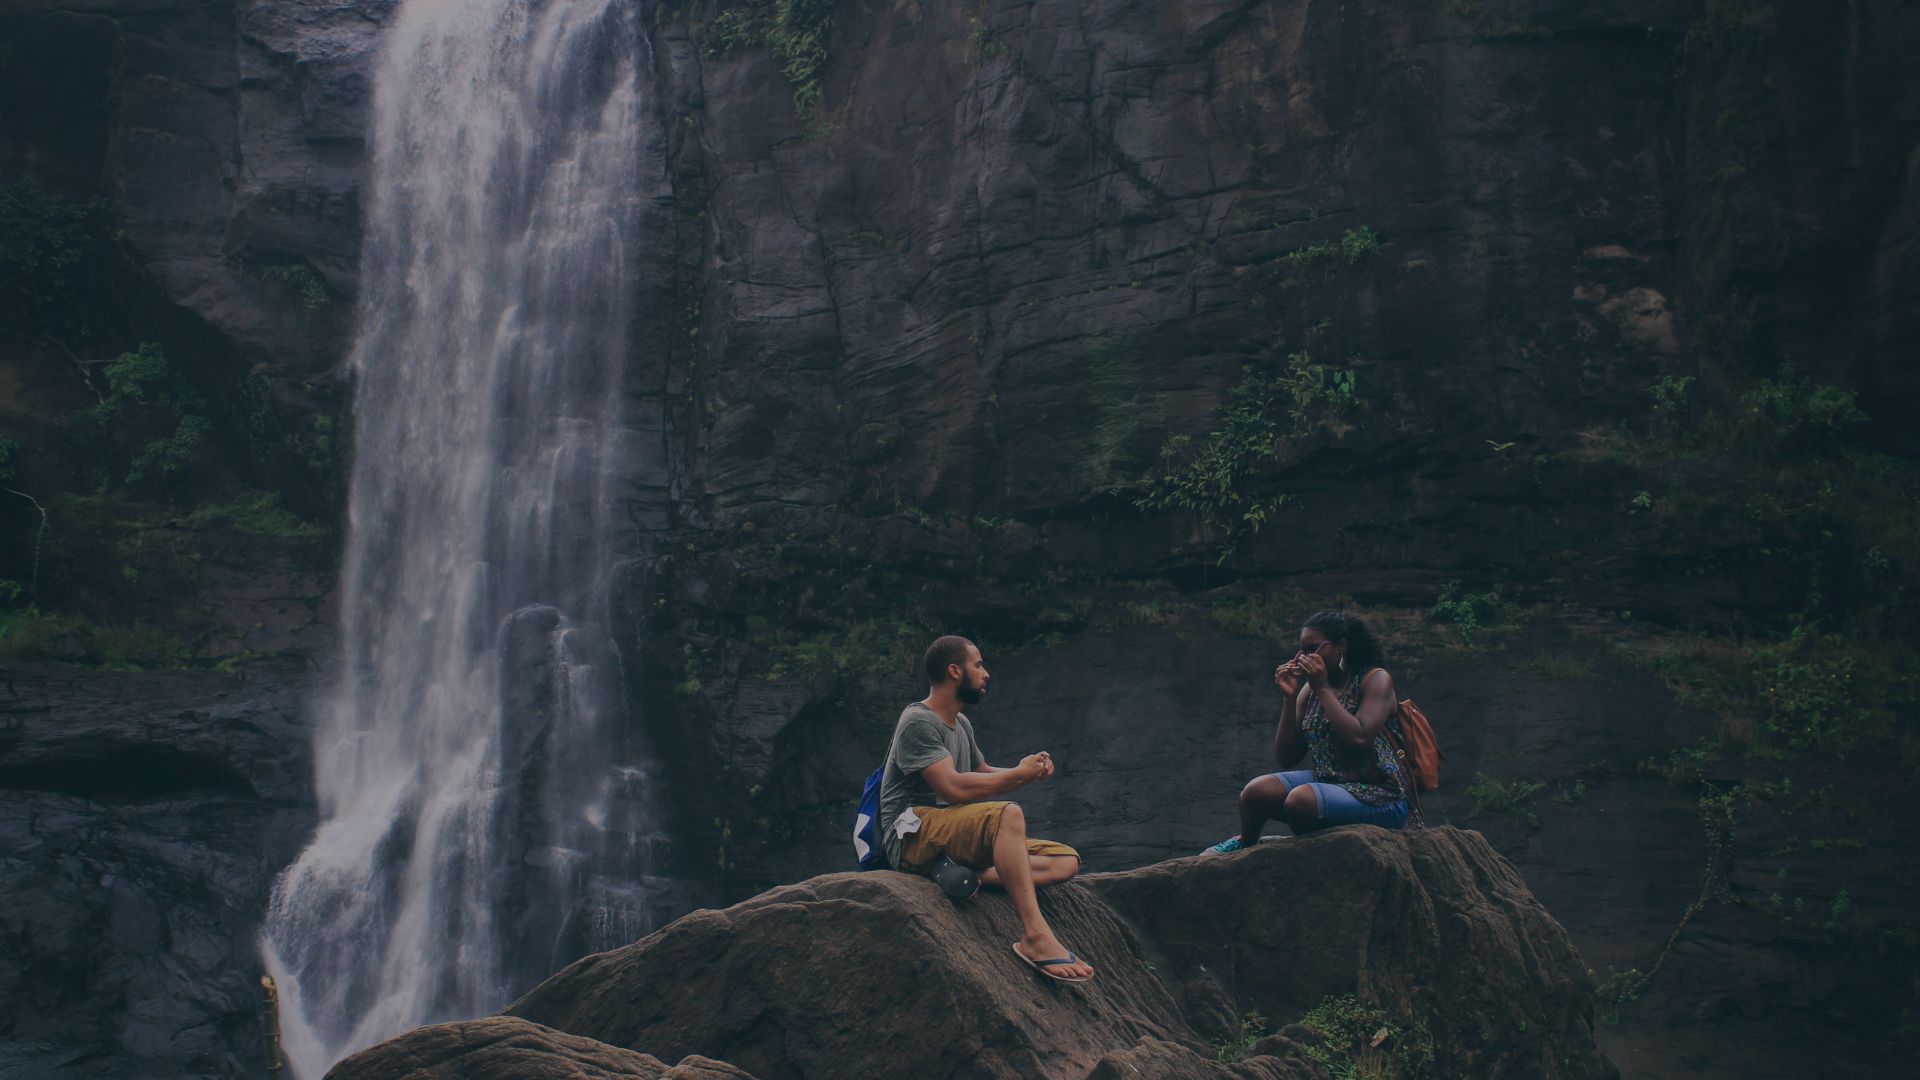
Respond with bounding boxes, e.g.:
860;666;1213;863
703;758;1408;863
1212;1011;1268;1063
1296;994;1435;1079
244;372;348;510
0;484;331;669
1759;886;1854;934
1631;372;1917;761
260;262;332;314
1591;782;1742;1023
68;344;212;495
1136;355;1358;562
1742;361;1866;450
1640;627;1903;757
967;15;1011;60
1135;367;1290;561
1464;773;1546;829
0;178;102;336
1426;580;1518;641
1276;349;1360;435
181;492;329;544
1648;373;1694;440
1552;778;1589;804
1286;226;1379;274
0;607;86;660
1129;224;1376;563
703;0;836;113
0;607;192;669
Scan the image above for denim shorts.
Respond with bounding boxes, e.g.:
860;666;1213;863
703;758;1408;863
1273;769;1410;829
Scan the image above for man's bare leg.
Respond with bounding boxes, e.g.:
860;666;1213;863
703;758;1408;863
979;853;1079;888
994;804;1093;980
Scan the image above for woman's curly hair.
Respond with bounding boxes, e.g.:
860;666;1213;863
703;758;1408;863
1300;610;1386;675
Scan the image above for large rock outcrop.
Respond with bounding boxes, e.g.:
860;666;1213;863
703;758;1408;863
331;828;1612;1080
0;657;316;1079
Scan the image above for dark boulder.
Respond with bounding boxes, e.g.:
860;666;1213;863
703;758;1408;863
327;827;1608;1080
325;1016;753;1080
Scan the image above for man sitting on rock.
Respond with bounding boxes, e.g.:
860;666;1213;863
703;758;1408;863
876;635;1094;982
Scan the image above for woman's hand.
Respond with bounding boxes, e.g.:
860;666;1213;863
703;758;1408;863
1274;660;1303;695
1298;652;1331;690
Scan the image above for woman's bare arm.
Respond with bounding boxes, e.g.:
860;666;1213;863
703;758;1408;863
1273;663;1308;766
1301;657;1395;751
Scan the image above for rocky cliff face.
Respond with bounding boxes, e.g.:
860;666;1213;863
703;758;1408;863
629;4;1920;1077
0;658;315;1079
2;1;1917;1079
331;830;1613;1080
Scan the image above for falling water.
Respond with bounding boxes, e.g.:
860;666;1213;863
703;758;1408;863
260;2;667;1075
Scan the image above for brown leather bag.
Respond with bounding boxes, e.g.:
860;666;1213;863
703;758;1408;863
1388;699;1441;792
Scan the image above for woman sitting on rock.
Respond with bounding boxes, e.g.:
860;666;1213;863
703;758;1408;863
1207;610;1421;853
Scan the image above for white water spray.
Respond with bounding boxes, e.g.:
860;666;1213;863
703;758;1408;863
261;2;666;1074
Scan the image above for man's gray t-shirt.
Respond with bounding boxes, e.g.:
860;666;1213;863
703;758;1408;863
877;703;986;868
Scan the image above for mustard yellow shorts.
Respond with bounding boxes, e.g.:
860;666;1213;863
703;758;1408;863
897;801;1080;873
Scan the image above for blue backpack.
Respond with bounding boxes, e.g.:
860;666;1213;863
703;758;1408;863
852;765;887;870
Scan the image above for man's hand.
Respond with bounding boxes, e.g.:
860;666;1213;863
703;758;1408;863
1298;652;1331;690
1018;752;1053;782
1274;659;1303;696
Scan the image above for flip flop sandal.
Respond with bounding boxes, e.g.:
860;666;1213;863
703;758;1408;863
1012;942;1093;983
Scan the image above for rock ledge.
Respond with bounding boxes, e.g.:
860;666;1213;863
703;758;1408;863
332;827;1610;1079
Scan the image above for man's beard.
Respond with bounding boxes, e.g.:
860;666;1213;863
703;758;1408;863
956;675;986;705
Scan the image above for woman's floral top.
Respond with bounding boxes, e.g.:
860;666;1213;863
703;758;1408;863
1301;668;1410;808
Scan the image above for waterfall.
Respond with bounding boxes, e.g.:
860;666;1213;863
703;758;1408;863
260;2;667;1075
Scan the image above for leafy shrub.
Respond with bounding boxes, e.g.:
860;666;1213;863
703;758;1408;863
1427;580;1517;638
1643;629;1904;757
1465;773;1546;829
0;606;193;668
1277;350;1359;434
1296;994;1434;1079
1650;374;1694;415
1213;1010;1267;1063
1751;629;1863;751
1743;362;1865;452
1137;356;1359;562
1649;374;1695;440
181;492;329;543
0;607;86;659
68;344;211;495
1287;226;1380;272
260;263;331;313
701;0;836;113
0;178;101;335
1136;368;1289;561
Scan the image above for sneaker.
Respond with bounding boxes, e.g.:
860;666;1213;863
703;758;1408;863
1204;836;1247;855
927;854;980;900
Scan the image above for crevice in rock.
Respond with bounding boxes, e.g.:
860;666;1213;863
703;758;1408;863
0;749;257;802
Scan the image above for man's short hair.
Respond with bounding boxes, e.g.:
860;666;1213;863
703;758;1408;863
923;635;975;685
